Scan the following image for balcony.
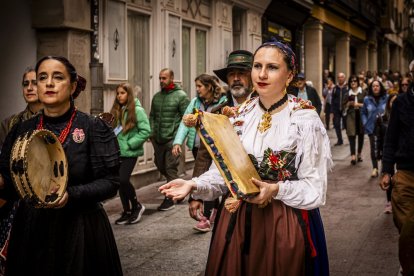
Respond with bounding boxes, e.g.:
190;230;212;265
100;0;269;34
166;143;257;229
381;15;396;33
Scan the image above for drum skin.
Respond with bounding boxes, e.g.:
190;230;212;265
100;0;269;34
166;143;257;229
10;129;68;208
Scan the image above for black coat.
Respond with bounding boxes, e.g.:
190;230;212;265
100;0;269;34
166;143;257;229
0;107;123;276
382;86;414;175
291;85;322;115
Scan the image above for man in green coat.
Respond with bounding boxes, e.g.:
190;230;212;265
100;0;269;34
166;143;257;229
150;68;190;211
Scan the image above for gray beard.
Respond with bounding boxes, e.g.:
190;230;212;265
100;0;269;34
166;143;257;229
230;86;250;98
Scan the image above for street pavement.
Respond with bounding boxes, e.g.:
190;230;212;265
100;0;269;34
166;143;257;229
104;128;400;276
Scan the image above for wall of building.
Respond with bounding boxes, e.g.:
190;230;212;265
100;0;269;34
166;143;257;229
0;0;37;121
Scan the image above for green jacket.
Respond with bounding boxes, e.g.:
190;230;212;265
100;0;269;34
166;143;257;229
149;84;190;144
173;94;227;150
116;99;151;157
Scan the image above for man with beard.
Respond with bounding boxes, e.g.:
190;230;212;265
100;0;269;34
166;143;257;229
188;50;255;232
150;68;190;211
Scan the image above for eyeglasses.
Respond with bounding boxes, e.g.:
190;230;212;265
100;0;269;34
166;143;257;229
350;80;358;83
401;83;409;86
22;80;37;87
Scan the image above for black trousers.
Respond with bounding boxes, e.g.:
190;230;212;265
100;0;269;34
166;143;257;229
368;134;378;169
152;140;179;182
348;134;364;156
119;157;140;212
333;111;345;143
325;103;331;130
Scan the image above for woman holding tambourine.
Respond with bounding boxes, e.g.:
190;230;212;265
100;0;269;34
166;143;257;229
0;56;122;275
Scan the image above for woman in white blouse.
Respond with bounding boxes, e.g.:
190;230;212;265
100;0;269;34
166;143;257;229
160;40;332;276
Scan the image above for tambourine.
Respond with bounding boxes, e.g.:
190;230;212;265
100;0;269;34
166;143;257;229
10;129;68;208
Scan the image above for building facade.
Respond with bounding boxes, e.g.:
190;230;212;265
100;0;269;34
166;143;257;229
1;0;413;187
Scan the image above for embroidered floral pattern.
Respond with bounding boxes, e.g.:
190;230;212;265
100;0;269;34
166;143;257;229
250;148;297;181
292;97;315;112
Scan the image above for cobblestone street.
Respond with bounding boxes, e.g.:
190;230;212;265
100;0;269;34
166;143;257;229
104;129;400;275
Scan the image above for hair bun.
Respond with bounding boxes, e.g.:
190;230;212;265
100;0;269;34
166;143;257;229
73;75;87;99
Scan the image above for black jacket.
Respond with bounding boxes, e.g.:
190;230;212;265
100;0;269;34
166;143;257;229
291;85;322;115
331;84;348;113
382;85;414;174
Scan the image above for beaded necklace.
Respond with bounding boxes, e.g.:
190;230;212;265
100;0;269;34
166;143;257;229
257;93;288;133
37;108;77;144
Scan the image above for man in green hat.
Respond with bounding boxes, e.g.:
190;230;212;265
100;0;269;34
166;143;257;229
189;50;255;232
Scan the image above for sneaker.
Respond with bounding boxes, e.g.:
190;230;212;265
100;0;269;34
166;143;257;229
384;202;392;214
193;217;211;232
115;212;131;225
371;168;379;178
128;205;145;224
157;197;175;211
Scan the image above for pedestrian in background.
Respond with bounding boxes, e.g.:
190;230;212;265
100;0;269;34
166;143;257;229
291;73;322;115
149;68;190;211
111;83;150;225
172;73;226;232
332;72;348;146
345;75;366;165
322;76;335;130
186;50;256;233
0;67;43;151
172;74;226;159
361;80;387;177
376;93;397;214
399;77;411;94
380;80;414;276
0;56;122;275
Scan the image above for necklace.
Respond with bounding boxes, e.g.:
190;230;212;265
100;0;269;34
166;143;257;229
37;108;77;144
257;93;288;133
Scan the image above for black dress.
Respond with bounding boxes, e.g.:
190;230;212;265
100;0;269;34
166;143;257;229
0;106;123;276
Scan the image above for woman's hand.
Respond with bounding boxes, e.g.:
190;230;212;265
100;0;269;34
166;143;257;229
379;173;391;191
172;144;182;157
188;200;204;221
245;178;279;205
51;191;68;208
159;179;196;202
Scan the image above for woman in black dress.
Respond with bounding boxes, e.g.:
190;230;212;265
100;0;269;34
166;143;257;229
0;56;123;275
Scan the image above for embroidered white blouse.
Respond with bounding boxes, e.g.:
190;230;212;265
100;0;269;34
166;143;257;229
191;95;333;210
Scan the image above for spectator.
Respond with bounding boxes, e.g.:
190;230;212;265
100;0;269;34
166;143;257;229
399;77;411;94
380;80;414;276
331;72;348;145
322;76;335;130
361;80;387;177
290;73;322;115
110;83;151;225
345;75;366;165
188;50;255;232
149;68;190;211
375;93;397;213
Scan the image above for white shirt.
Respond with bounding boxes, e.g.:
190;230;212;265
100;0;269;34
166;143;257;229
192;95;333;210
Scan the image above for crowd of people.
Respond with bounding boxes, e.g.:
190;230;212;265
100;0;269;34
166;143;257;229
0;39;412;275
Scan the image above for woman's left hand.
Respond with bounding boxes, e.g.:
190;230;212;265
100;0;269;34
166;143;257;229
52;191;68;208
245;178;279;205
